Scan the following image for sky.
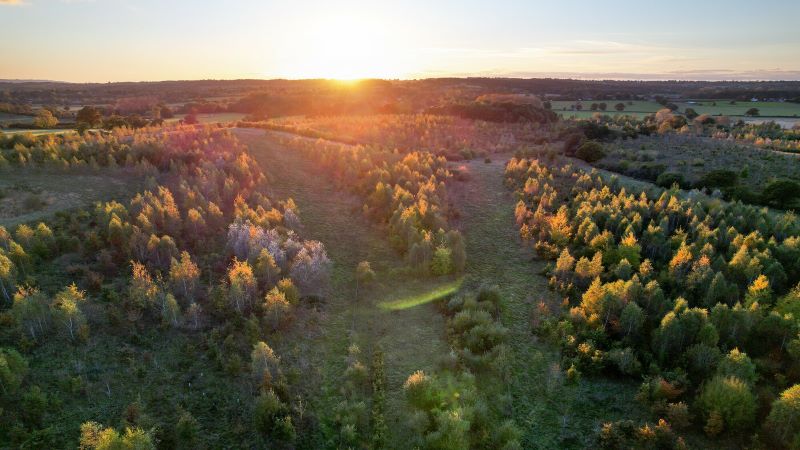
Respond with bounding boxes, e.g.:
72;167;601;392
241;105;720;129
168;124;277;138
1;0;799;82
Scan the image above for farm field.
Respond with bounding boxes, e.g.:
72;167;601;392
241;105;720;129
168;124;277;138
553;99;800;122
166;112;246;124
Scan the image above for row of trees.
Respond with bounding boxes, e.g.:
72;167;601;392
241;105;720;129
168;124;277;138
506;156;800;448
276;134;466;276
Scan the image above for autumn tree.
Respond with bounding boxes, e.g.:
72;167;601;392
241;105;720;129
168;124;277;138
50;283;88;342
169;251;200;302
355;261;376;300
228;258;257;314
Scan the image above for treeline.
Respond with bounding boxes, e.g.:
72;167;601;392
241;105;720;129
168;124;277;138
0;126;329;447
275;134;466;276
426;101;558;125
507;156;800;448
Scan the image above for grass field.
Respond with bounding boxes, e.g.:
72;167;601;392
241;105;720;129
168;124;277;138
0;112;35;125
166;112;246;124
552;99;800;121
0;169;142;228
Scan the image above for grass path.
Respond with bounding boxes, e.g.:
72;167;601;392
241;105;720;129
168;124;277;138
450;156;648;449
235;129;454;447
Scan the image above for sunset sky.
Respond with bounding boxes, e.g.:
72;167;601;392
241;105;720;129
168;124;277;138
1;0;799;82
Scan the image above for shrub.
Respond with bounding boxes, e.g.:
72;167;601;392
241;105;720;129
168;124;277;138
576;141;606;163
656;172;686;189
697;170;738;189
761;179;800;209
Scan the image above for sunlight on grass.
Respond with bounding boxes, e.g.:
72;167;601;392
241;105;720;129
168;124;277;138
378;278;462;311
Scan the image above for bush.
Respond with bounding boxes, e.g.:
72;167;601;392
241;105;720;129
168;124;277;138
576;141;606;163
697;170;738;189
761;179;800;209
656;172;686;189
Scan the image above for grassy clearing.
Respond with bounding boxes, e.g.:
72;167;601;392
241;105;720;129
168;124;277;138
450;156;649;449
0;169;142;228
235;128;452;447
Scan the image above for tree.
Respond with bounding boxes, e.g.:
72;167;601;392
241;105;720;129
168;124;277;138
169;251;200;302
615;103;626;112
697;375;756;434
183;113;199;125
0;347;28;398
761;179;800;209
50;283;87;342
0;252;16;304
716;348;757;385
764;384;800;449
76;106;102;127
576;141;606;163
228;258;257;313
254;249;281;288
11;287;50;341
174;410;200;449
33;109;58;128
251;341;280;388
684;108;698;120
431;246;453;276
79;421;156;450
253;389;294;442
289;241;331;298
355;261;376;301
745;108;760;117
263;287;292;331
599;102;607;111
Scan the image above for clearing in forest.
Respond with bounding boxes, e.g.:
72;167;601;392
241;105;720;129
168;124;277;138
235;128;456;447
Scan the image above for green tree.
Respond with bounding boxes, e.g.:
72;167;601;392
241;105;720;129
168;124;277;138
764;384;800;449
697;375;756;434
0;347;28;398
745;107;760;116
431;246;453;276
614;103;625;112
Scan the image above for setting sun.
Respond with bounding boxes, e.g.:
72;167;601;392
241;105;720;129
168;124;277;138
275;13;412;80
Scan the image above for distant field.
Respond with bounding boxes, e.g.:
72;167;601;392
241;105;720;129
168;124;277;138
0;112;34;125
166;112;246;124
553;99;800;122
0;128;76;136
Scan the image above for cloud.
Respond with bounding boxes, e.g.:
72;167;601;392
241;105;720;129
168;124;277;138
0;0;25;4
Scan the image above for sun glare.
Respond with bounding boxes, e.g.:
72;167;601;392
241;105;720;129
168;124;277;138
277;13;411;80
